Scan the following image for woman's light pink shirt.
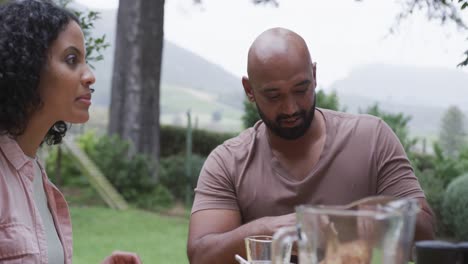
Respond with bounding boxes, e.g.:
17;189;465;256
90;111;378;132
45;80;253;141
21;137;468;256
0;135;72;263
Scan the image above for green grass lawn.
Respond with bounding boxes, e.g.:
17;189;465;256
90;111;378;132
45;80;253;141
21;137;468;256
71;206;189;264
70;206;416;264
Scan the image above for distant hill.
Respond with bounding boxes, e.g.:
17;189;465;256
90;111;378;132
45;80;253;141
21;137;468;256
330;64;468;137
86;7;244;109
80;6;468;136
80;6;245;132
330;63;468;108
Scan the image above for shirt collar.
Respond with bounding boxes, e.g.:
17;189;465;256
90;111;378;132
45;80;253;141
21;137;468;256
0;134;30;170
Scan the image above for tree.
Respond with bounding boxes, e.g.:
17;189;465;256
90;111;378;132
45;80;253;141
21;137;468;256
391;0;468;67
0;1;110;66
439;105;466;157
109;0;285;181
54;0;109;67
362;103;417;152
108;0;165;181
242;99;260;128
316;89;340;111
241;89;341;128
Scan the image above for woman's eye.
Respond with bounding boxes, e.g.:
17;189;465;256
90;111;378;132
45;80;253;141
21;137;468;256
65;54;77;65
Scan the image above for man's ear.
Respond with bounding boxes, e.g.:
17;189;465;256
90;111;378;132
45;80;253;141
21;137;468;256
242;76;255;102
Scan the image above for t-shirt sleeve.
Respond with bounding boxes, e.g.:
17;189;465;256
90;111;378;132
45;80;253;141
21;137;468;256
375;119;425;199
191;146;239;214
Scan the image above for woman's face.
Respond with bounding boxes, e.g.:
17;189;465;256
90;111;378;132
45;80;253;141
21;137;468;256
37;20;95;124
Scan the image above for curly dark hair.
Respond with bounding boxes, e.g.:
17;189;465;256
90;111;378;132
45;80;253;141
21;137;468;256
0;0;79;145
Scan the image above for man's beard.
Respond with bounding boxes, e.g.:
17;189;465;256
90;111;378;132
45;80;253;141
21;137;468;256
257;95;316;140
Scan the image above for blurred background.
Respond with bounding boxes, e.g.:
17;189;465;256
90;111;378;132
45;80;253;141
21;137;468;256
5;0;468;263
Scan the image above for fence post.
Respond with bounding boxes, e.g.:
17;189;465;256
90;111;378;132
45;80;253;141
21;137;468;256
186;110;193;207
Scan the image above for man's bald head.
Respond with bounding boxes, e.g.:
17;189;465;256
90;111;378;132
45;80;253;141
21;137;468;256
247;28;313;83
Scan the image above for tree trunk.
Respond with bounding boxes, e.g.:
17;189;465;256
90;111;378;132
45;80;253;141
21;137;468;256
109;0;164;181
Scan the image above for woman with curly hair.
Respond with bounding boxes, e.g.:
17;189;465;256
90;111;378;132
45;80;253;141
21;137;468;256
0;1;141;263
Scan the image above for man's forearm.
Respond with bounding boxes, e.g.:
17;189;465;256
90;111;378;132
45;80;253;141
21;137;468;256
414;204;435;241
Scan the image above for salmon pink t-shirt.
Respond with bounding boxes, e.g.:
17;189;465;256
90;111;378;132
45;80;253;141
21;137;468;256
192;109;425;223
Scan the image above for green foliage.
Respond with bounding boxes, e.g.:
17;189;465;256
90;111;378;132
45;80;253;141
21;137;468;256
2;1;109;66
439;105;466;158
362;103;417;152
242;98;260;128
159;154;206;202
46;146;85;186
75;10;110;65
77;132;157;202
415;142;468;237
134;185;174;211
46;132;173;211
431;142;464;187
160;125;234;157
416;169;447;235
316;89;340;111
442;173;468;240
410;152;436;172
55;0;110;67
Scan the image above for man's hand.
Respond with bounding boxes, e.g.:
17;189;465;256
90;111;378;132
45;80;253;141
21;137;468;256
187;210;296;264
256;213;296;235
101;251;142;264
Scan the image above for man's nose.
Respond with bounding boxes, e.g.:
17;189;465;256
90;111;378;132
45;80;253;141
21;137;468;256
280;96;299;116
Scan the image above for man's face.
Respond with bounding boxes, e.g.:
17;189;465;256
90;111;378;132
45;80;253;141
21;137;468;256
246;54;317;140
256;93;316;140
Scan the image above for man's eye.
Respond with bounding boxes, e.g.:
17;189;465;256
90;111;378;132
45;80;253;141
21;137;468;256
65;54;77;65
295;90;307;94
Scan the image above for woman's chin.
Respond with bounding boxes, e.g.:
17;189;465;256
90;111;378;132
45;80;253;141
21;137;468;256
66;113;90;124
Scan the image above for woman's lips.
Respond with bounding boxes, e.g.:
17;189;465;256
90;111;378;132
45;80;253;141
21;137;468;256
76;94;92;106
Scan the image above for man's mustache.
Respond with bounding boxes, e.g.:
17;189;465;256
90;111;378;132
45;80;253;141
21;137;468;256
276;111;306;122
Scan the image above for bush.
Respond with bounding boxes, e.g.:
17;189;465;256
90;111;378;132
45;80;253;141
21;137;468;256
159;154;206;202
160;125;234;157
77;132;157;202
46;146;84;187
135;184;174;211
45;131;174;211
442;174;468;240
417;169;447;235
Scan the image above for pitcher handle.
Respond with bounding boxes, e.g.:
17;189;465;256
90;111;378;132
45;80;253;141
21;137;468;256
272;226;297;264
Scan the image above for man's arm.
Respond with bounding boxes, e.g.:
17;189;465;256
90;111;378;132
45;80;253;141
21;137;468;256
414;198;435;241
187;209;295;264
373;119;435;241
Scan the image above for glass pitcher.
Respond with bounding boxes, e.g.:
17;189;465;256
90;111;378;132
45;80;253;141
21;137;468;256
272;197;420;264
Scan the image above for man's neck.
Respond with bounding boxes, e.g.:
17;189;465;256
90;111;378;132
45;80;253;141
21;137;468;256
267;109;325;157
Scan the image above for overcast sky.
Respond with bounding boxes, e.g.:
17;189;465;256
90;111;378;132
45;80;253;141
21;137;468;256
75;0;468;88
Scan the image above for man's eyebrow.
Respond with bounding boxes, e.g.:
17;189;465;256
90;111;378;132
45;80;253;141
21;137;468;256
294;80;311;87
262;87;280;93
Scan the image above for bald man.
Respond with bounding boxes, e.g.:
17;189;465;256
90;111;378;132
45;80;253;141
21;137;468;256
187;28;434;264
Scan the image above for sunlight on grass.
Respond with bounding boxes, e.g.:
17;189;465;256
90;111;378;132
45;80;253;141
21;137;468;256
71;206;189;264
